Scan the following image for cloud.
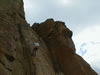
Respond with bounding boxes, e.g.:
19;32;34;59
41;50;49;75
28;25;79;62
73;25;100;42
73;26;100;74
23;0;100;34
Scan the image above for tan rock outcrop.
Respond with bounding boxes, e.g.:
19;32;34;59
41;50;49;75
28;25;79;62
32;19;98;75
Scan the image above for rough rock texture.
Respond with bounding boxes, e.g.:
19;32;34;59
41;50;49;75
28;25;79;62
0;0;62;75
32;19;98;75
0;0;35;75
0;0;98;75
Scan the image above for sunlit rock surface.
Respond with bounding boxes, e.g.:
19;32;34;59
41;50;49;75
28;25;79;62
0;0;97;75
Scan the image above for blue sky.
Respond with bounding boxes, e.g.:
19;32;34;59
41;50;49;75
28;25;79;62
23;0;100;74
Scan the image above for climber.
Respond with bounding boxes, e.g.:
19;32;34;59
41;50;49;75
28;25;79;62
32;41;40;56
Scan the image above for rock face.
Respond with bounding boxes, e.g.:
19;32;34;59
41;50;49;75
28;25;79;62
32;19;98;75
0;0;97;75
0;0;35;75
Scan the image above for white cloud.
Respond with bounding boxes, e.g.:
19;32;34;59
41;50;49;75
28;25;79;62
56;0;73;6
23;0;100;35
73;25;100;74
73;25;100;42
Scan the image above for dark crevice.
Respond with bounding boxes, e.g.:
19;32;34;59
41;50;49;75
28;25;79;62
0;60;12;72
6;67;12;72
0;60;5;66
18;12;25;20
17;24;36;75
5;54;15;62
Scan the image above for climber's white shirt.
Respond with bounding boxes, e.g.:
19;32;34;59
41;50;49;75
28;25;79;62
34;42;40;47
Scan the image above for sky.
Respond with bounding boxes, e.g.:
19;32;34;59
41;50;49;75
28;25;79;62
73;26;100;74
23;0;100;74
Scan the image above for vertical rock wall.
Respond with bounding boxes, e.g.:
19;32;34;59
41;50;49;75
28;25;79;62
0;0;61;75
0;0;35;75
